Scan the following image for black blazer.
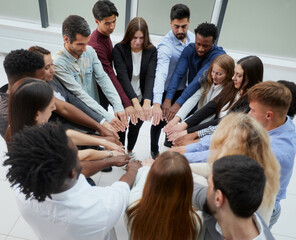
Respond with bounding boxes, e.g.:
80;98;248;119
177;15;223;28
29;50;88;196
112;43;157;101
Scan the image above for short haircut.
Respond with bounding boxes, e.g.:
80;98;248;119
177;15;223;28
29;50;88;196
62;15;91;43
3;49;44;86
4;123;77;202
170;3;190;21
278;80;296;118
194;22;218;42
92;0;119;21
28;46;51;57
212;155;266;218
120;17;153;50
248;81;292;117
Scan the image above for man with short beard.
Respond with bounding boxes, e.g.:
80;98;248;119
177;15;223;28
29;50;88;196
151;3;195;158
194;155;275;239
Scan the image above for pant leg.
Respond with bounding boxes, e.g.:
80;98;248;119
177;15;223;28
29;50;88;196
150;120;166;153
118;131;126;147
127;119;144;151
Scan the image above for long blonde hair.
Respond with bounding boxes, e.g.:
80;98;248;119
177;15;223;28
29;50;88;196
208;113;280;208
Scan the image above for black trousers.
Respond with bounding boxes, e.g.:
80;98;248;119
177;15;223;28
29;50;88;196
119;119;144;151
150;90;183;153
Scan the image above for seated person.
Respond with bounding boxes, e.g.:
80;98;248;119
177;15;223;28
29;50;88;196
6;78;127;177
126;151;203;240
0;49;45;137
113;17;157;155
4;122;142;240
193;155;275;239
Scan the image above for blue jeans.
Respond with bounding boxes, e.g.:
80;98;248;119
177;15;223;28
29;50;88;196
269;203;281;229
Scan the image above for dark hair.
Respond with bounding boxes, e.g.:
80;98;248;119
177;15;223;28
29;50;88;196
6;78;53;140
28;46;51;56
278;80;296;118
215;55;263;115
3;49;44;86
62;15;91;43
4;122;77;202
212;155;266;218
120;17;153;50
126;151;201;240
194;22;218;42
92;0;119;21
170;3;190;21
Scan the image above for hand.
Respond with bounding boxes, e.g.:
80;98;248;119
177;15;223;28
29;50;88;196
104;135;123;146
115;111;128;129
110;116;125;132
125;106;138;125
162;98;172;120
152;103;163;126
112;150;125;156
142;158;155;167
174;132;199;146
102;121;119;139
110;154;130;167
133;101;145;121
168;130;187;142
126;160;142;172
142;99;152;121
163;116;180;134
166;122;188;139
170;146;186;154
166;102;181;122
104;140;125;153
98;123;114;137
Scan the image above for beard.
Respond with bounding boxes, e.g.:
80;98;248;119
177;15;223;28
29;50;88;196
176;33;186;40
203;199;216;216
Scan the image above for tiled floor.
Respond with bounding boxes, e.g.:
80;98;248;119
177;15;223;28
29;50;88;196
0;54;296;239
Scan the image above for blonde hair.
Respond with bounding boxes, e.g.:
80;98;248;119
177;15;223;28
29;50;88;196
208;113;280;208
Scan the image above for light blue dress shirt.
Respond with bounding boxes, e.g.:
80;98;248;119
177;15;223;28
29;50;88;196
153;30;195;104
53;46;124;122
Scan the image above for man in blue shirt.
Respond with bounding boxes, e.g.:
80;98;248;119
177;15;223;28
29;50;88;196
163;22;225;122
150;4;195;158
176;81;296;228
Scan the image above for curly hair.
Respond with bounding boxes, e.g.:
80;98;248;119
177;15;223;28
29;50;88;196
62;15;91;43
194;22;218;41
4;123;78;202
3;49;44;85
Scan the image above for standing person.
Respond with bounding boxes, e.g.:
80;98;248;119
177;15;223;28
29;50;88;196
193;155;275;239
113;17;157;156
53;15;127;133
0;49;46;138
162;22;225;122
28;46;119;140
4;122;142;240
126;152;203;240
89;0;136;123
150;3;195;159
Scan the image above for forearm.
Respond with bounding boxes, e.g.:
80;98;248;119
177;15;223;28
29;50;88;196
66;129;109;147
120;168;138;188
78;149;113;161
81;158;113;177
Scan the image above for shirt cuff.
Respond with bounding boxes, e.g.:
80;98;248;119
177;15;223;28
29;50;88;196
100;118;106;124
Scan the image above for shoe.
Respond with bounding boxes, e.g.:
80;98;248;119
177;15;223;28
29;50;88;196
86;177;96;186
164;139;173;148
101;166;112;172
151;151;159;160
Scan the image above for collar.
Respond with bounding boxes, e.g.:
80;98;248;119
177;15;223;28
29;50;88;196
96;29;110;39
169;30;190;47
268;117;289;135
215;213;263;239
62;45;81;63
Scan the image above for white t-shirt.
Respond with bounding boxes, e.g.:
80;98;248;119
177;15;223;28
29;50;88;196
14;175;130;240
131;50;142;101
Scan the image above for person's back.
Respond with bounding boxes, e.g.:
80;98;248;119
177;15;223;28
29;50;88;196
5;123;142;240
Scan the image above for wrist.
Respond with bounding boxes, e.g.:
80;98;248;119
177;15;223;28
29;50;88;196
107;150;114;158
